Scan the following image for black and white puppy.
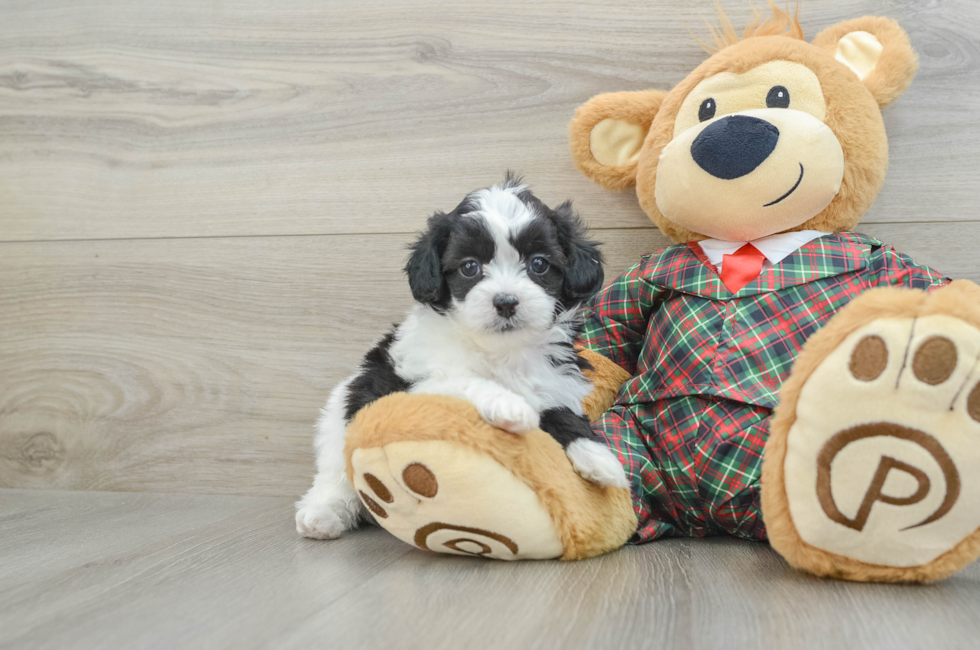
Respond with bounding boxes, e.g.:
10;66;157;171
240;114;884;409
296;176;628;539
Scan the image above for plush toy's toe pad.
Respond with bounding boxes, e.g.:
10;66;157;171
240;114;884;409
351;441;564;560
772;293;980;580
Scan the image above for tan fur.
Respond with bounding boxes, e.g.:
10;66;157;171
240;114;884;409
699;0;804;53
636;35;889;242
578;347;632;422
566;7;977;581
569;11;917;243
762;282;980;582
811;16;919;108
345;392;637;561
569;90;667;191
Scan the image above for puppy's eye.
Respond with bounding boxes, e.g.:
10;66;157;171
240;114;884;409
459;259;481;278
528;256;550;275
766;85;790;108
698;98;716;122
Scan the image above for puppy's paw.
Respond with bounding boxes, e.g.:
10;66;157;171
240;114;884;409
477;393;540;434
295;502;346;540
566;439;629;488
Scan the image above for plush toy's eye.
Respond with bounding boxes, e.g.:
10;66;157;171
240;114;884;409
698;98;716;122
766;85;790;108
528;255;550;275
459;259;482;278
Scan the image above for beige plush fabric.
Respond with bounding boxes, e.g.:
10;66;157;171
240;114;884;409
345;392;637;561
568;90;666;191
812;16;919;108
590;118;647;168
351;441;565;560
833;31;884;81
763;281;980;582
654;106;843;242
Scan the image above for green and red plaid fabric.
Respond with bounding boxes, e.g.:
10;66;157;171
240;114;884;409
583;232;949;542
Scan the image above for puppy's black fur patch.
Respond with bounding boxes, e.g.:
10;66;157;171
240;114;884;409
442;215;496;303
407;175;604;318
405;211;456;312
549;201;605;307
509;218;565;298
344;331;412;421
539;407;598;448
547;341;594;372
397;176;606;453
513;191;604;308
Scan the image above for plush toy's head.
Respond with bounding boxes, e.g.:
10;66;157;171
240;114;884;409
570;5;919;243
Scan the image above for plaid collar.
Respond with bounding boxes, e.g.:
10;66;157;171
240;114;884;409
642;231;881;299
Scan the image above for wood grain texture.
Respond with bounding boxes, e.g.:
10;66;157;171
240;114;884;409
0;227;654;496
1;0;980;241
2;223;976;496
2;489;979;650
3;1;980;645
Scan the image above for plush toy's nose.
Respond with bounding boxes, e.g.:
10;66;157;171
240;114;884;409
690;115;779;180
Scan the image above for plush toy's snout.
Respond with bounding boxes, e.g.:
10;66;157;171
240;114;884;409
655;107;844;241
690;115;779;180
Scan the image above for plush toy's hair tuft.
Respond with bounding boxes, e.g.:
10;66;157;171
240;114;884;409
697;1;804;54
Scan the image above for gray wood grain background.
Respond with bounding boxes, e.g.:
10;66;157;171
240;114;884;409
2;0;980;497
2;489;978;650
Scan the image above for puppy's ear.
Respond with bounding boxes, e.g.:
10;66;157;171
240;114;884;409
812;16;918;108
569;89;667;190
405;211;454;307
550;201;604;305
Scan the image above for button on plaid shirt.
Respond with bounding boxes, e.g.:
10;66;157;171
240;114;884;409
582;232;949;542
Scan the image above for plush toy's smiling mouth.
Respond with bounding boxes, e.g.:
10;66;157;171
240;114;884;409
653;109;844;241
764;163;805;207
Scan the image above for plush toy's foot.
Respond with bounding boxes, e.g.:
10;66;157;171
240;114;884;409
763;281;980;582
344;393;637;561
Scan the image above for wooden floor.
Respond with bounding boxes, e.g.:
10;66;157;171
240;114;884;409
2;489;979;650
3;0;980;647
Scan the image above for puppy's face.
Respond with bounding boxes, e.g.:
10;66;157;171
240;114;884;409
406;178;603;340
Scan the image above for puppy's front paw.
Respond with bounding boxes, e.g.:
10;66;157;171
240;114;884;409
478;393;540;434
566;439;629;488
295;502;346;540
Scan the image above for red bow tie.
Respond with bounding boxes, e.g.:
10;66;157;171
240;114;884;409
719;243;766;293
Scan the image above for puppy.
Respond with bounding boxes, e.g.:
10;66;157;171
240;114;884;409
296;176;629;539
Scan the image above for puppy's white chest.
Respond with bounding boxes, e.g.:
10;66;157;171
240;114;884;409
483;351;588;413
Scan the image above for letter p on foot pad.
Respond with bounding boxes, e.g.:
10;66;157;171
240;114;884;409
763;284;980;582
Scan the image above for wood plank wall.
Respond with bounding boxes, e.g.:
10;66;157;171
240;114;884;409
2;0;979;497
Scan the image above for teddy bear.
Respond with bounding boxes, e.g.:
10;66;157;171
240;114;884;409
340;5;980;582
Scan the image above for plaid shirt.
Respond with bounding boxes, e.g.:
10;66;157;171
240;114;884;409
583;232;949;541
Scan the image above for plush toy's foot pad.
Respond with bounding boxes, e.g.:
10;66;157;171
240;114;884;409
351;440;564;560
763;284;980;581
345;392;637;561
784;315;980;566
764;281;980;582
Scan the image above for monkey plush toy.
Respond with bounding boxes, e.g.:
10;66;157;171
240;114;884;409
342;6;980;582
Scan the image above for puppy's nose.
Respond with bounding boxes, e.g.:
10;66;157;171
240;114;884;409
690;115;779;180
493;294;519;319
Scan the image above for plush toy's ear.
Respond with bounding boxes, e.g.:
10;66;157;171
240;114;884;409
812;16;919;108
569;90;667;191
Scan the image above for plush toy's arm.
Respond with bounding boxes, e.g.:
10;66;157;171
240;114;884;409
578;347;633;421
575;259;664;420
578;259;663;374
868;244;951;291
